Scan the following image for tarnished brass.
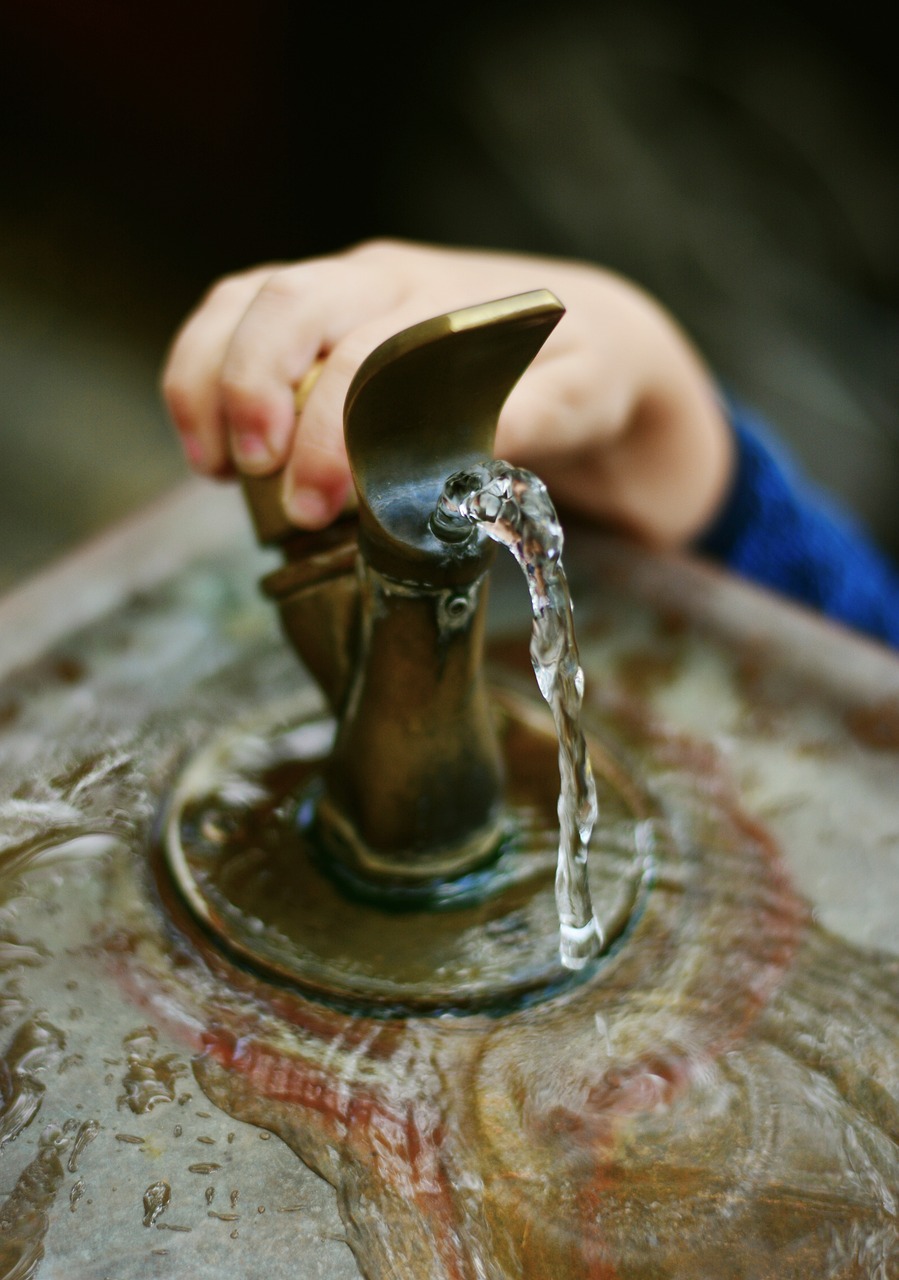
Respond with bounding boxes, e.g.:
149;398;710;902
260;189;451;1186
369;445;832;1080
260;516;360;712
344;290;563;584
241;291;565;889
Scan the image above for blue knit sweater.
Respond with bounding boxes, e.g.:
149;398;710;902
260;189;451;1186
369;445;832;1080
693;401;899;650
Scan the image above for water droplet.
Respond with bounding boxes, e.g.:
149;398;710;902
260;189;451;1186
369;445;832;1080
142;1179;171;1228
118;1026;188;1114
67;1118;99;1173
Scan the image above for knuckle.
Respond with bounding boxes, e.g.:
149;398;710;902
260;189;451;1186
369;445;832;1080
253;267;303;306
204;262;276;306
204;272;249;308
349;237;407;272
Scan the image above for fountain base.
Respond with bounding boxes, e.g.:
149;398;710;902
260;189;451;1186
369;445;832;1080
5;482;899;1278
158;681;652;1015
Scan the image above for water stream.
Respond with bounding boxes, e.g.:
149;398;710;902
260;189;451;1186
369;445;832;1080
433;461;602;969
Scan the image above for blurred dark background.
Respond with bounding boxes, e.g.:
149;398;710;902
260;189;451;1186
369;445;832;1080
1;0;897;592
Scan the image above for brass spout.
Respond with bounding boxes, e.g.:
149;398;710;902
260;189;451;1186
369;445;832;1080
243;291;566;894
345;291;563;585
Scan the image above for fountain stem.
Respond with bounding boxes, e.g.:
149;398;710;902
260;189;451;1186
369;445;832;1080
243;291;565;893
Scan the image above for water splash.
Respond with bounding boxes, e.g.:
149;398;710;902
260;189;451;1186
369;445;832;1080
433;461;601;968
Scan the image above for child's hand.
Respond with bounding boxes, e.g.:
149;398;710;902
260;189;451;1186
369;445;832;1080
161;238;732;546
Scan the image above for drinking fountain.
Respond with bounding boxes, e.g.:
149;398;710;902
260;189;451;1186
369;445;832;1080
0;293;897;1279
160;289;636;1017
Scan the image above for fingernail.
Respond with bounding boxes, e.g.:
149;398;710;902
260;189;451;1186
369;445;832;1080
285;485;331;527
233;431;274;468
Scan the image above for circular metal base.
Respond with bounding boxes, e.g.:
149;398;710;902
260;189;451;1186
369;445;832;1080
159;683;653;1015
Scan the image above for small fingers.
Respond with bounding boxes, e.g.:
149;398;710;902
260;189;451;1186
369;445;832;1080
215;262;355;476
208;252;415;508
161;265;279;475
282;358;353;526
161;238;622;533
279;302;437;527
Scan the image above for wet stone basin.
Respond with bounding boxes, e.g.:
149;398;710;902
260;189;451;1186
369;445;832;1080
0;479;897;1279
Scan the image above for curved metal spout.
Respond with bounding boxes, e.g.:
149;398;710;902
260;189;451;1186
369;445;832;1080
317;290;565;891
345;290;565;585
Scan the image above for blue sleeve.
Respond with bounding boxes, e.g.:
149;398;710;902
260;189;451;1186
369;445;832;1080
693;398;899;649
